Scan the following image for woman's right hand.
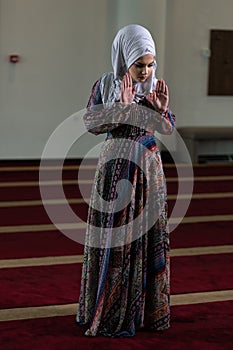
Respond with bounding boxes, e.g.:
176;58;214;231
120;73;136;104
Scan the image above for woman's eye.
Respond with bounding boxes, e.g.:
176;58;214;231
135;63;154;68
135;63;143;68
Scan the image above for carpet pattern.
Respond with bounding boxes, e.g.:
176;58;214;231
0;161;232;349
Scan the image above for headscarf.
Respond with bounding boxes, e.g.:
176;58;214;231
100;24;157;104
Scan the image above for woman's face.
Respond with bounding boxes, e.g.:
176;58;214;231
128;54;155;83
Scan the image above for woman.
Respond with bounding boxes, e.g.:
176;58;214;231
77;24;176;337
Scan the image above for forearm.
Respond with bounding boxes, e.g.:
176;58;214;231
142;98;176;135
83;103;131;135
155;109;176;135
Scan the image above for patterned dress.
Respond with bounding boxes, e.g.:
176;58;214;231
77;76;176;337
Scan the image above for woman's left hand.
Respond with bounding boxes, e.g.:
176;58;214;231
146;79;169;113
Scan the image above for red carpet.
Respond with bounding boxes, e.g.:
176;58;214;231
171;221;233;248
0;254;232;309
0;220;232;262
0;160;233;349
1;196;232;226
164;163;233;177
0;220;232;260
0;185;85;201
0;263;82;309
171;253;233;294
0;231;84;259
0;202;88;225
0;302;232;350
1;180;232;203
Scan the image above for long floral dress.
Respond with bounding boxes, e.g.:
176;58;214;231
77;75;176;337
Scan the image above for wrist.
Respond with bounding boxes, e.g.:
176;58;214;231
120;98;132;104
155;107;168;116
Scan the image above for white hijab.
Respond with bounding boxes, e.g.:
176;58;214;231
101;24;157;104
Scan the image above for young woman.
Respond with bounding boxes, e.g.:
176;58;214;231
77;24;176;337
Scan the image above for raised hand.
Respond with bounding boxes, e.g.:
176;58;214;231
146;79;169;113
120;73;137;104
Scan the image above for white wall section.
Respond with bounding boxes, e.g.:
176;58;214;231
0;0;232;159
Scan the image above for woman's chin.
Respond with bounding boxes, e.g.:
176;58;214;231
137;76;148;82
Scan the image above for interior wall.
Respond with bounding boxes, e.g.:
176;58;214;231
165;0;233;127
0;0;232;159
0;0;111;159
115;0;167;78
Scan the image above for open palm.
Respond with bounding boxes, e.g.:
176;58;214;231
120;73;136;104
146;78;169;112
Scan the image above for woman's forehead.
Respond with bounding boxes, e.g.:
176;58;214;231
135;54;155;63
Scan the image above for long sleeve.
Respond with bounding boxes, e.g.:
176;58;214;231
154;109;176;135
87;79;103;108
141;98;176;135
84;78;176;136
83;78;131;135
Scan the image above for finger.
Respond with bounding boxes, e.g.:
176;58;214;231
126;73;130;87
159;79;164;92
161;80;167;93
126;72;132;87
157;79;166;93
129;73;133;86
152;90;157;99
158;79;164;93
124;73;129;87
121;74;127;90
157;79;163;93
121;77;125;89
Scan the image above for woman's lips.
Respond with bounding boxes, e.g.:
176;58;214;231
138;76;147;80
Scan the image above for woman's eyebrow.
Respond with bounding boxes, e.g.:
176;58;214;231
135;60;154;65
